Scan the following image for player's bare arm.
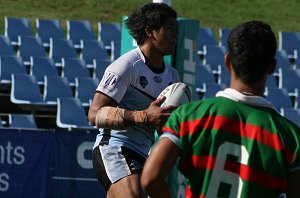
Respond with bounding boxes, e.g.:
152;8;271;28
141;137;180;198
88;92;177;129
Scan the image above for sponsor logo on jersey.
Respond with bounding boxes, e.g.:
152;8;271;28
100;71;120;90
153;76;162;83
139;76;148;88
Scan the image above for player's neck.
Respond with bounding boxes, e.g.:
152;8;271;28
230;79;265;97
140;45;164;68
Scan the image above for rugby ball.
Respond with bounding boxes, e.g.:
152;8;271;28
158;82;192;107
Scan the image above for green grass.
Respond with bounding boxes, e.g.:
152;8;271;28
0;0;300;41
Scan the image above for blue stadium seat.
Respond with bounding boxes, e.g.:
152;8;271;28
278;68;300;94
10;74;45;105
4;17;33;48
275;50;291;70
43;76;73;104
0;35;15;56
278;31;300;59
67;20;96;50
265;87;293;111
56;97;96;131
75;77;99;107
18;36;47;66
195;64;217;90
0;55;27;84
281;108;300;127
61;57;91;86
49;38;78;67
8;113;37;129
80;39;110;67
98;22;121;48
197;27;217;57
36;18;65;49
203;45;226;73
30;56;59;84
218;28;232;49
111;40;121;61
93;59;111;79
201;83;226;99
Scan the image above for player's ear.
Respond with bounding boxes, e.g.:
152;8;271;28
225;53;232;72
145;26;153;38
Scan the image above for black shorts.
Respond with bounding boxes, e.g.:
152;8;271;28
92;145;146;191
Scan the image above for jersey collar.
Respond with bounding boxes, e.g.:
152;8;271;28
216;88;278;112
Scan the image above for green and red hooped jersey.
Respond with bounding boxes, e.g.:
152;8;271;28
162;94;300;198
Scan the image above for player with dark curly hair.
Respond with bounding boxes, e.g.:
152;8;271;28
89;2;179;198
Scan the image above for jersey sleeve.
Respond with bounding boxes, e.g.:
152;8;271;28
96;60;135;103
161;107;183;149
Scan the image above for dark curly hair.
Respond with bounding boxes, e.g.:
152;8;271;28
125;3;177;46
227;21;277;84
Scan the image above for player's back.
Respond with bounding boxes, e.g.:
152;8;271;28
171;92;300;197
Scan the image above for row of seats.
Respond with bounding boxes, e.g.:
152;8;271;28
3;17;121;53
198;27;300;69
195;64;300;110
0;35;112;76
11;74;98;107
0;97;97;131
200;45;298;72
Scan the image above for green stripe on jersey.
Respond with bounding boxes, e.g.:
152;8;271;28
164;96;300;197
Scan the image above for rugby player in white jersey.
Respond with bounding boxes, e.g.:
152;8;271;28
88;2;179;198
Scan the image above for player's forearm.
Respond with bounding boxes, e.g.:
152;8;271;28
95;106;147;130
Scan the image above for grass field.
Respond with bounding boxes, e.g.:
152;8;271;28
0;0;300;41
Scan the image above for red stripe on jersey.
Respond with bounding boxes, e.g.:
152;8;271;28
180;116;295;164
182;155;286;190
161;126;178;136
224;160;287;190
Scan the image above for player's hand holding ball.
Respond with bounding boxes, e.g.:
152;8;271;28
145;82;191;128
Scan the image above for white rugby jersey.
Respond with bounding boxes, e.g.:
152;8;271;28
94;47;180;157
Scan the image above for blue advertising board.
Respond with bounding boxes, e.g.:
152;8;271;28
0;128;105;198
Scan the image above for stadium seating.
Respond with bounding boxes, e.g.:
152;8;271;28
93;59;111;79
265;87;293;111
199;83;226;99
30;56;59;84
36;18;65;49
278;68;300;94
43;76;73;104
8;113;37;129
197;27;217;58
218;28;232;48
0;55;27;84
61;57;91;86
49;38;78;67
75;77;99;107
278;31;300;59
56;97;96;131
10;74;44;105
275;50;292;70
18;36;47;66
98;21;121;50
195;64;217;90
110;40;121;61
281;108;300;127
2;16;300;131
80;39;110;67
4;17;33;48
67;20;96;50
0;35;15;56
203;45;226;73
